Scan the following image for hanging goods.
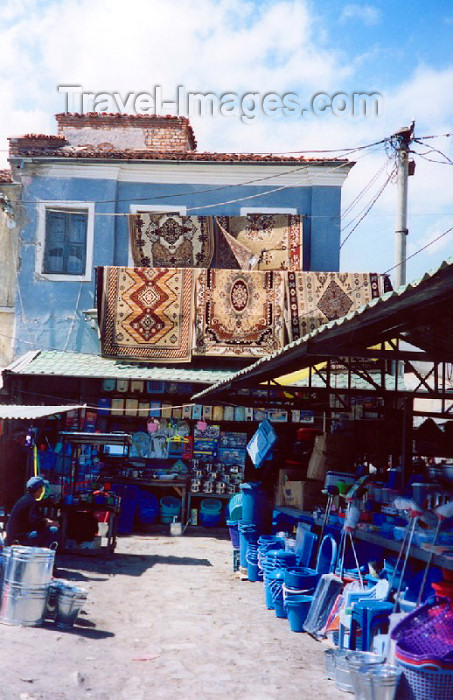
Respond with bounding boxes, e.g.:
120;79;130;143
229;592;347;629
303;573;343;639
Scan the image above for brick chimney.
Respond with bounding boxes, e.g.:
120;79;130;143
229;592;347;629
55;113;197;153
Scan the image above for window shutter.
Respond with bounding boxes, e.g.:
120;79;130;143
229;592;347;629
43;209;88;275
43;211;66;273
67;213;87;274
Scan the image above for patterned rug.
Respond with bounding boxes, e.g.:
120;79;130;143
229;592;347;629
194;269;285;357
285;271;389;340
215;214;303;271
98;267;195;362
129;214;214;268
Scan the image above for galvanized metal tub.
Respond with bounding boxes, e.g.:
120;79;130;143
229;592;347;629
54;582;87;629
0;582;50;626
2;546;55;587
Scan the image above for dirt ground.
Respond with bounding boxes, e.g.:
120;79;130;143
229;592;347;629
1;529;340;700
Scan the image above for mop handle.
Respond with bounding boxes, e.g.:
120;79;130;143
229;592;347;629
393;516;418;612
415;498;453;608
388;519;412;591
349;532;364;589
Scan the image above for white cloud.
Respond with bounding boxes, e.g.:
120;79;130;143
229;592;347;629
340;4;381;26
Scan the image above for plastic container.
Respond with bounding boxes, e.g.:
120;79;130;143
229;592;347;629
136;490;159;526
199;498;223;527
111;484;139;533
226;520;240;548
227;493;242;521
159;495;181;524
240;482;270;526
286;594;312;632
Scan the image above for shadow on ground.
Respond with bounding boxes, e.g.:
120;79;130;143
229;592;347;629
56;552;212;579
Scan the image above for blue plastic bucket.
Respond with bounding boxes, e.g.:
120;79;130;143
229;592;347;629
238;521;260;568
286;595;312;632
246;543;262;583
267;569;286;617
227;520;240;548
200;498;222;513
136;490;159;526
274;597;287;619
111;484;139;534
160;496;181;524
228;493;242;521
240;482;270;526
199;510;222;527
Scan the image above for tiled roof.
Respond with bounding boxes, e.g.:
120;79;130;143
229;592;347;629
8;146;347;164
5;350;236;385
0;169;13;183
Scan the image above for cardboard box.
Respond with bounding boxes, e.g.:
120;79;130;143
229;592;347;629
307;433;355;481
275;467;305;506
283;479;324;511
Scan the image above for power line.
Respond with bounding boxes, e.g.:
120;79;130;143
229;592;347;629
340;166;396;248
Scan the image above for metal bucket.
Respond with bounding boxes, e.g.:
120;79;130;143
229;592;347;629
54;583;87;629
0;582;50;626
2;546;55;587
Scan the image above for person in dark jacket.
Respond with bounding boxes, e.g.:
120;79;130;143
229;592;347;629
5;476;59;547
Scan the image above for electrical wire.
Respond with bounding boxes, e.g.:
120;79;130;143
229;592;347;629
340;166;396;249
413;138;453;166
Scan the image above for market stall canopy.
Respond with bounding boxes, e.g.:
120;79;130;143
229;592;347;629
192;258;453;400
0;404;84;419
3;350;236;385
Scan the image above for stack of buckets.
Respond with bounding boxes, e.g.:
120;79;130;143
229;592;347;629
199;498;223;527
238;482;272;581
226;494;242;570
0;545;55;626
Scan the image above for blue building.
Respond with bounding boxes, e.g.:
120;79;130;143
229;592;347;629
2;113;353;360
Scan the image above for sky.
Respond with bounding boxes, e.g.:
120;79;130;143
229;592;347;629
0;0;452;284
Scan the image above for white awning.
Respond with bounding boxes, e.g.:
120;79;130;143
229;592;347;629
0;405;84;420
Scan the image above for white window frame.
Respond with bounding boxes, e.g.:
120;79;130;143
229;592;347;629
35;201;95;282
128;204;188;266
239;206;298;215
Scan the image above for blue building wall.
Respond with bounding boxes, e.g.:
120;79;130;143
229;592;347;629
14;173;342;357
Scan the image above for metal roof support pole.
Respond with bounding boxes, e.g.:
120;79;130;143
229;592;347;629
401;397;413;488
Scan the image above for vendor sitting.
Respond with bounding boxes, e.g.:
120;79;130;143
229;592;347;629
5;476;59;548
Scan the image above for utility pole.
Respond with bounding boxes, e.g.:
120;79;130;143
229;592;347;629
394;121;415;288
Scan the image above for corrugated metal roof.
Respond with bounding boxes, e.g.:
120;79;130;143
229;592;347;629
4;350;235;385
192;259;453;400
0;404;83;419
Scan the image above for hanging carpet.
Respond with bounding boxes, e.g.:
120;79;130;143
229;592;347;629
194;269;285;358
129;213;214;268
285;271;390;341
97;266;195;362
215;214;303;271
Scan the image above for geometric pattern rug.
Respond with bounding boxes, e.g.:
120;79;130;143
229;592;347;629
129;214;215;268
98;266;195;362
194;269;286;357
285;271;389;341
215;214;303;271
